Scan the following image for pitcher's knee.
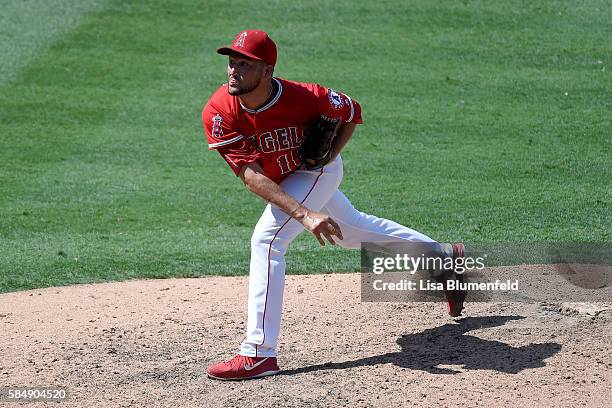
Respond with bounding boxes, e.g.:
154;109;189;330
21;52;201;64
251;231;269;250
251;230;290;255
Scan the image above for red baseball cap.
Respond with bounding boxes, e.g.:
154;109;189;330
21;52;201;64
217;30;277;66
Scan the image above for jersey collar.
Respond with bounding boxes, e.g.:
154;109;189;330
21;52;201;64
239;78;282;114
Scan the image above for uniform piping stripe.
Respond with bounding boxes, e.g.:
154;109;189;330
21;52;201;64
208;134;244;149
257;167;325;356
240;78;283;114
345;94;355;123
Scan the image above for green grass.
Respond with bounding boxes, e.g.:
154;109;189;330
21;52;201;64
1;0;610;293
0;0;108;89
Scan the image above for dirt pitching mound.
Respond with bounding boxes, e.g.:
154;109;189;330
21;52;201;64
1;269;611;407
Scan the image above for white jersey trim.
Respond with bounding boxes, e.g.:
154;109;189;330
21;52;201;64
345;94;355;123
208;134;244;150
240;78;283;114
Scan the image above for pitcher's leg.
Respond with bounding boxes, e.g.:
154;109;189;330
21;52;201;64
321;189;467;316
240;204;302;357
240;159;344;357
321;189;452;258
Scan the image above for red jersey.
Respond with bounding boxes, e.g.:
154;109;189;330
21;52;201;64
202;77;363;184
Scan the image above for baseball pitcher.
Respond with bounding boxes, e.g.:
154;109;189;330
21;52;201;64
202;30;466;380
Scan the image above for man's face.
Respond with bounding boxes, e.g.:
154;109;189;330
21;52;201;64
227;54;268;96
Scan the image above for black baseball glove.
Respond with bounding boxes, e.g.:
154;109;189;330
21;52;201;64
298;115;341;170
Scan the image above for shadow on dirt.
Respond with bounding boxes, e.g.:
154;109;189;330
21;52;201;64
282;315;561;375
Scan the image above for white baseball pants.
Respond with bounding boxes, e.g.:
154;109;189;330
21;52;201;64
240;156;450;357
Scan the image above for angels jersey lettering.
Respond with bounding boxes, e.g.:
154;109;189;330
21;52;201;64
202;77;363;184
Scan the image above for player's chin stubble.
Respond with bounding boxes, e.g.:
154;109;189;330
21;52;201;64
227;76;262;96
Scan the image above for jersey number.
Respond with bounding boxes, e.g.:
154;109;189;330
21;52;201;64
277;151;300;174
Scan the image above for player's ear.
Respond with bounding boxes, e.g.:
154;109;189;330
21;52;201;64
264;64;274;78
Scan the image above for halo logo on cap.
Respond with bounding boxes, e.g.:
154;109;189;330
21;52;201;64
235;32;247;47
217;30;277;66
